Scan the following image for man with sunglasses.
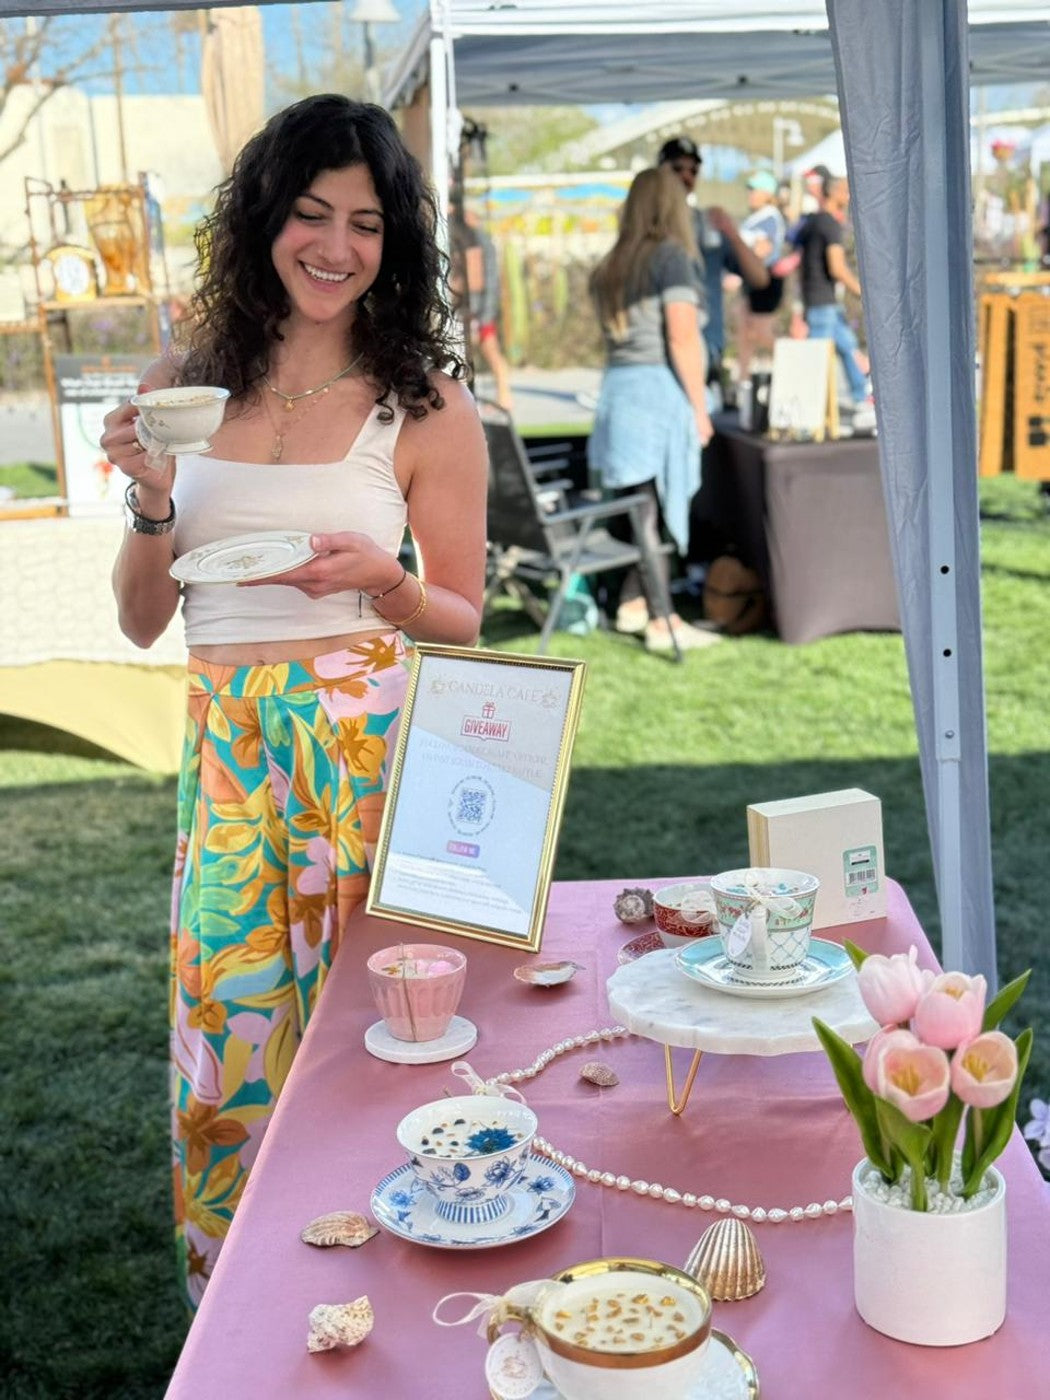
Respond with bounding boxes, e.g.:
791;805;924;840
658;136;770;392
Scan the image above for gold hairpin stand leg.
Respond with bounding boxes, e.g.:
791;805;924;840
664;1045;703;1115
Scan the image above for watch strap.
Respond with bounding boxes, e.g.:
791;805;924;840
124;481;176;536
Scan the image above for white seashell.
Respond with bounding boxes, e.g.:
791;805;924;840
307;1296;375;1352
300;1211;379;1248
684;1217;767;1301
513;960;582;987
579;1061;619;1087
613;886;654;923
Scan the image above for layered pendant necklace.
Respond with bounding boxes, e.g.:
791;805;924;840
261;352;363;463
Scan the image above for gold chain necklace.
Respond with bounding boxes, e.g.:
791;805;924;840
260;354;363;463
262;353;363;411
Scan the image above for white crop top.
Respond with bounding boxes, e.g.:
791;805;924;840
172;401;409;646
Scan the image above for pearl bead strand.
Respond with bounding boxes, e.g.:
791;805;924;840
492;1025;852;1223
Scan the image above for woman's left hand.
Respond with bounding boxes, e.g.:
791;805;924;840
241;531;395;597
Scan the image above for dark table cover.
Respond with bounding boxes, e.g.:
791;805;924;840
692;423;901;645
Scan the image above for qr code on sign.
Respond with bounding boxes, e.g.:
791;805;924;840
448;775;496;836
456;788;487;826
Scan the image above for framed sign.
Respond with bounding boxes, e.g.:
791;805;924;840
367;644;586;951
767;337;839;442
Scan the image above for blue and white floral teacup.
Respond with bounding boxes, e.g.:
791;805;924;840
396;1094;538;1225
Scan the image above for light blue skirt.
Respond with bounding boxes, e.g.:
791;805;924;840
587;363;700;555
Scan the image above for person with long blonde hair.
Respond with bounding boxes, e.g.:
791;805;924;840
588;166;718;652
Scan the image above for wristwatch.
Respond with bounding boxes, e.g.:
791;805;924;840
124;481;176;535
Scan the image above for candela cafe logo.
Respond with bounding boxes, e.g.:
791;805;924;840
461;699;511;742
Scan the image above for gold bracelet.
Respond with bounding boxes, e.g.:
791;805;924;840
393;578;428;632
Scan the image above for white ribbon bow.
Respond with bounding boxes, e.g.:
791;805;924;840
725;870;804;961
432;1280;551;1337
450;1060;527;1103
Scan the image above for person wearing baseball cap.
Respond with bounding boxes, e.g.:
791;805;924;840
658;135;770;388
733;169;789;381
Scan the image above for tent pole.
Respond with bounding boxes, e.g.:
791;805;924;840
919;6;965;967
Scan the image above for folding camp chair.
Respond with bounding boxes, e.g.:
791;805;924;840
479;401;681;660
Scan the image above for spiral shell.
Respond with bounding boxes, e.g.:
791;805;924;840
613;887;654;923
579;1061;619;1087
684;1218;766;1301
307;1296;374;1352
300;1211;378;1249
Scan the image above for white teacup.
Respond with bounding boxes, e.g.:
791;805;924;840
490;1258;712;1400
132;385;229;454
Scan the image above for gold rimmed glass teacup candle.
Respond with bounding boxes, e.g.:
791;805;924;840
489;1257;712;1400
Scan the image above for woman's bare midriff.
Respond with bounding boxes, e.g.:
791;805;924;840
189;627;398;666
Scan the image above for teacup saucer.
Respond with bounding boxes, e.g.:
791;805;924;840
527;1329;759;1400
675;935;853;998
371;1154;574;1249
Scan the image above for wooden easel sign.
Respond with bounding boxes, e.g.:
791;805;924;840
767;337;839;441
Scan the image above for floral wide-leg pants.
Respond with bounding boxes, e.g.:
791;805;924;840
170;635;408;1308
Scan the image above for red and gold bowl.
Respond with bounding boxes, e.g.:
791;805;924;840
652;881;716;948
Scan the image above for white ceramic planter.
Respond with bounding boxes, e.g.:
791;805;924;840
851;1159;1007;1346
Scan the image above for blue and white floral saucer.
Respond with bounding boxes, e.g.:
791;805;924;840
371;1154;574;1249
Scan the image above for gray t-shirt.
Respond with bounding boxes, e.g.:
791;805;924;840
603;241;703;369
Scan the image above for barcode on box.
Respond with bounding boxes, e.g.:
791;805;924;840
847;868;877;886
843;844;879;895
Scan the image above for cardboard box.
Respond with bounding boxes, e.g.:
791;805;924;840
746;788;885;929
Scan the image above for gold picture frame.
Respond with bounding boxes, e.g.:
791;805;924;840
367;644;586;951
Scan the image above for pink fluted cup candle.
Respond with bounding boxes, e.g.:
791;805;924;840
366;944;467;1042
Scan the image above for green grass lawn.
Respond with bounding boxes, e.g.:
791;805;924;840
0;473;1046;1397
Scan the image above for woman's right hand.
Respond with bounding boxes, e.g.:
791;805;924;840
100;385;176;511
695;406;715;448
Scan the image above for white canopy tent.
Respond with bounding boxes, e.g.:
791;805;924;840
377;0;1050;985
4;0;1045;981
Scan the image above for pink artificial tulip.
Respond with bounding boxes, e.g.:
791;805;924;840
857;945;928;1025
951;1031;1018;1109
912;972;987;1050
876;1043;951;1122
862;1026;921;1092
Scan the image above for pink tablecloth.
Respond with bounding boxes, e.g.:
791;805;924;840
166;880;1050;1398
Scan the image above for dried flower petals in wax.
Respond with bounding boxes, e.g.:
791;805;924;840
416;1114;525;1158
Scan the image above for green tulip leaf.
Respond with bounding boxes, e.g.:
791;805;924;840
982;969;1031;1032
812;1017;892;1177
844;939;869;970
874;1098;934;1209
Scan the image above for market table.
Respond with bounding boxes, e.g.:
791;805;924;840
691;423;901;645
165;879;1049;1399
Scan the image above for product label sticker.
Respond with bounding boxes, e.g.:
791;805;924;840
485;1332;545;1398
725;912;753;957
843;845;879;896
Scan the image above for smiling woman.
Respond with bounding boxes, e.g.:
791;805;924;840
95;94;488;1312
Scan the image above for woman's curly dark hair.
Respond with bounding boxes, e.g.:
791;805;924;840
177;94;464;419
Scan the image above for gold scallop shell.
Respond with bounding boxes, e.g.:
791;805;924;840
513;960;582;987
307;1296;374;1352
579;1061;619;1087
613;886;654;923
684;1218;767;1301
301;1211;378;1249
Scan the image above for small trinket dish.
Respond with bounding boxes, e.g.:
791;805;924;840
513;960;581;988
684;1217;767;1301
613;886;654;923
300;1211;378;1249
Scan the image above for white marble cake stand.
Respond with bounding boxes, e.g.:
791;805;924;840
606;948;878;1115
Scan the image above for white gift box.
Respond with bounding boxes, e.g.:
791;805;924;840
746;788;885;929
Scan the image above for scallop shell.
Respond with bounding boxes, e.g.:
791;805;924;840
307;1296;375;1352
513;960;582;987
579;1061;619;1087
684;1218;766;1301
613;887;654;923
300;1211;378;1249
